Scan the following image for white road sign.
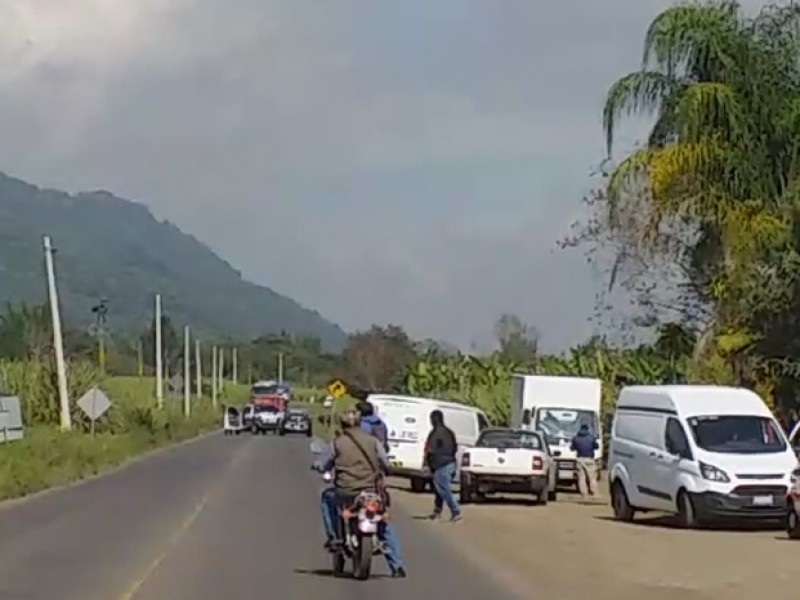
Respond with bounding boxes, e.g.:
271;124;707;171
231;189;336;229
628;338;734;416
77;387;112;421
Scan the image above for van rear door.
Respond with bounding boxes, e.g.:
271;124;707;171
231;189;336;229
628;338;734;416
374;400;427;472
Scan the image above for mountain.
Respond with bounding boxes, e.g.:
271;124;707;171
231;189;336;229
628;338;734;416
0;173;347;349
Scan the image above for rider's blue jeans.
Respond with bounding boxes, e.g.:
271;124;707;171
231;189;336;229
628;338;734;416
320;487;405;571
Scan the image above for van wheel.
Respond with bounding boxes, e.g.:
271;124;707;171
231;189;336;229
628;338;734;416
787;503;800;539
611;480;635;522
676;490;701;529
410;477;427;494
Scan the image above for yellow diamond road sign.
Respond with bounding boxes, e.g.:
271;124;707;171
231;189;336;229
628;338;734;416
327;379;347;399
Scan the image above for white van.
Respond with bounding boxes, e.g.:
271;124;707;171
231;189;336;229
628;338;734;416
367;394;491;493
608;385;797;528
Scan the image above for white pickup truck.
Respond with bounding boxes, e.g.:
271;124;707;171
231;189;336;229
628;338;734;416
458;428;557;505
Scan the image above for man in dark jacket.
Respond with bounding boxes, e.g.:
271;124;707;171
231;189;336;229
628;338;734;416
571;423;599;498
424;410;462;521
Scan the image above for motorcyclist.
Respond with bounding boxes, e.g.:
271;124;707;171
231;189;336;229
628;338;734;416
313;409;408;578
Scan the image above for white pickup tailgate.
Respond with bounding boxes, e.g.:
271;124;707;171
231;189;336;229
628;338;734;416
465;447;543;476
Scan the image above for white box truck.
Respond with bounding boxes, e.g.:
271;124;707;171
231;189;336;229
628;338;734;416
510;375;602;488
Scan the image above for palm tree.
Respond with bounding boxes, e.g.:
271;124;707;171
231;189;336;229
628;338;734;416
601;1;800;369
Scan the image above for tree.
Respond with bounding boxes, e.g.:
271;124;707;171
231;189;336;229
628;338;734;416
0;303;51;360
342;324;417;391
494;314;538;365
139;314;180;372
576;0;800;406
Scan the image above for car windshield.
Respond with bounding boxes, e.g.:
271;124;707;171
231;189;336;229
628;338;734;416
477;430;543;450
287;412;306;420
687;415;787;454
256;406;278;414
534;408;598;444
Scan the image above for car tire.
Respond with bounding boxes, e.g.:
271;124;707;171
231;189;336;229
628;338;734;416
676;489;701;529
460;475;473;504
611;480;635;522
279;429;286;436
410;477;427;494
787;502;800;539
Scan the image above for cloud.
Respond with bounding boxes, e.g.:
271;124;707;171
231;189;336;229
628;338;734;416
0;0;771;351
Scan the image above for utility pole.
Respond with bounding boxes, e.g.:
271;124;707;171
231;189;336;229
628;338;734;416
91;298;109;374
43;235;71;431
195;338;202;399
183;326;191;417
277;352;284;384
211;345;218;407
232;348;238;385
155;294;163;408
219;347;225;395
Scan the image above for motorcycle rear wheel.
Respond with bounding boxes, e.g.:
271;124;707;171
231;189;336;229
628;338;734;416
331;550;345;575
352;534;373;580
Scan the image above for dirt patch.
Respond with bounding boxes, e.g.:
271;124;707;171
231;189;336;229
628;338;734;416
392;481;797;600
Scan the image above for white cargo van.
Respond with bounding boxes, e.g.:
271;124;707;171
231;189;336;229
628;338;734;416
510;375;602;486
367;394;491;493
608;385;797;528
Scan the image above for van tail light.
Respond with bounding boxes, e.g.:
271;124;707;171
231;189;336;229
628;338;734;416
461;453;471;467
532;456;543;471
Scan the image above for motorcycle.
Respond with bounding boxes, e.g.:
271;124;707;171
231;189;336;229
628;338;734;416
310;438;387;580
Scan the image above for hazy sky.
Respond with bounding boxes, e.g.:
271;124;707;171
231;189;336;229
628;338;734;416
0;0;768;351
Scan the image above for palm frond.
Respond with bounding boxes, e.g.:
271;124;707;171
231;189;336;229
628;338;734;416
603;71;676;155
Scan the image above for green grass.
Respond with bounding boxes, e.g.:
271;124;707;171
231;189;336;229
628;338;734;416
0;375;249;501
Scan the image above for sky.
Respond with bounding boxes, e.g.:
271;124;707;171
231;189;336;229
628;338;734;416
0;0;769;352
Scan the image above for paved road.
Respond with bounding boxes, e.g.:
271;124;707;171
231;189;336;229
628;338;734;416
0;433;516;600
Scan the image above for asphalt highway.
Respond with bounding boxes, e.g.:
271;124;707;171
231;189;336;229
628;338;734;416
0;432;517;600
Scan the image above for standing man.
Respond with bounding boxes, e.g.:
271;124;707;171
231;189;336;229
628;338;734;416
571;423;599;499
424;410;462;522
357;401;390;452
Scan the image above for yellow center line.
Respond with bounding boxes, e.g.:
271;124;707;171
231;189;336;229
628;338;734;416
116;438;255;600
116;494;209;600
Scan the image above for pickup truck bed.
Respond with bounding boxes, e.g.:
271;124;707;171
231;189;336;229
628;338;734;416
459;446;557;505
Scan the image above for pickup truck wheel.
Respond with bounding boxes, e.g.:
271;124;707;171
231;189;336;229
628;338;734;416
410;477;427;494
459;476;473;504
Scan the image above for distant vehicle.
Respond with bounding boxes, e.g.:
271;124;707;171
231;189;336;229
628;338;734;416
609;385;795;528
367;394;490;493
280;409;312;437
510;375;602;489
788;466;800;539
242;404;255;429
459;428;557;505
251;404;282;435
251;381;290;412
223;406;243;435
